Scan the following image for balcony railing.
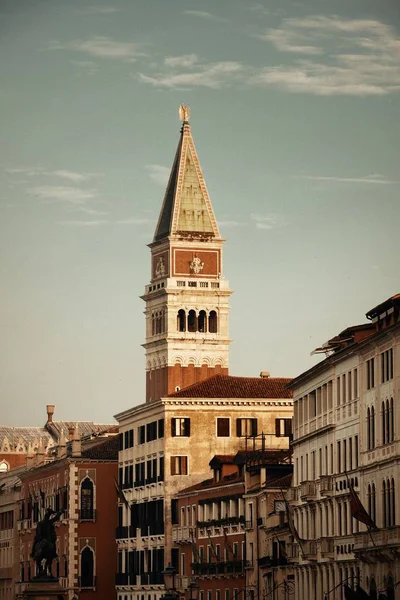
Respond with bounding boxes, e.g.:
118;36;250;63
300;481;317;501
116;526;129;539
197;516;245;528
78;576;96;588
191;560;246;576
286;488;298;502
286;543;299;561
172;526;196;544
320;537;334;556
319;476;334;496
302;541;317;560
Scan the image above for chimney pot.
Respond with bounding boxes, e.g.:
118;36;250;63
46;404;55;423
260;371;270;379
68;426;75;441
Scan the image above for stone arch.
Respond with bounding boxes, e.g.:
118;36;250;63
0;460;9;473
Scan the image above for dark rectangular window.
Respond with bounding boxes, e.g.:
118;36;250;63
159;456;164;481
138;425;146;445
337;441;341;473
125;431;129;449
171;499;179;525
158;419;164;439
217;418;230;437
171;417;191;437
236;418;257;437
275;418;292;437
367;358;375;390
129;429;134;447
170;456;188;475
119;433;124;451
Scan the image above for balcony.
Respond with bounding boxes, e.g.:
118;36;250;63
191;560;245;576
286;488;298;502
300;481;317;501
78;576;96;589
354;526;400;552
245;520;254;530
116;526;129;539
319;476;334;496
302;541;317;561
115;573;130;585
172;526;196;544
286;543;299;562
320;537;334;557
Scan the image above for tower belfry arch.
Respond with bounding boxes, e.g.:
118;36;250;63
142;107;232;402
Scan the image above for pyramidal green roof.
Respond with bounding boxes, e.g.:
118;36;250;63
153;121;221;242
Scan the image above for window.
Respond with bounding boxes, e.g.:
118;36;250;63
217;418;230;437
381;349;394;383
171;456;188;475
366;358;375;389
138;425;146;445
354;436;359;468
177;309;186;332
236;418;257;437
188;310;197;332
198;310;207;332
275;418;292;437
209;311;218;333
171;418;190;437
353;369;358;398
80;478;94;520
158;419;164;439
171;499;179;525
80;546;94;588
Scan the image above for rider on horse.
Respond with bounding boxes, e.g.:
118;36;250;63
31;507;64;578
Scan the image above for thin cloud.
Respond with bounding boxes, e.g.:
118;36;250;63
115;218;155;225
79;6;120;14
251;213;284;230
145;164;170;186
30;186;97;204
139;61;243;90
164;54;198;68
253;16;400;96
297;174;398;185
6;166;97;182
184;10;226;23
58;220;107;226
49;36;145;62
219;220;247;228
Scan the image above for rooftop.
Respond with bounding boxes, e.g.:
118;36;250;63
168;374;293;399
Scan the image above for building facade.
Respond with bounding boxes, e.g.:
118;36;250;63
290;295;400;600
0;468;23;600
15;430;118;600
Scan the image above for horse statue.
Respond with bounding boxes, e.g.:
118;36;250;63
31;507;64;579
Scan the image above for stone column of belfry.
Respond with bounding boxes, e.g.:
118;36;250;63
142;105;232;402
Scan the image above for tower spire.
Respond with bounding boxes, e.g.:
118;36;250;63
153;106;220;243
143;108;232;402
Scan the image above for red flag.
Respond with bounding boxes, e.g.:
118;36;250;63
348;478;377;530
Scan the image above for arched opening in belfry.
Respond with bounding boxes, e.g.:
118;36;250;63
209;310;217;333
188;310;197;332
198;310;207;333
177;309;186;332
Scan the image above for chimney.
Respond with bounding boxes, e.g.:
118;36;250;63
260;371;270;379
58;429;67;458
71;425;81;458
68;426;75;441
46;404;55;423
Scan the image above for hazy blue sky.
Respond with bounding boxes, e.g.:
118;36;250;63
1;0;399;425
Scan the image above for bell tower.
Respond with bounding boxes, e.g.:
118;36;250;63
142;106;232;402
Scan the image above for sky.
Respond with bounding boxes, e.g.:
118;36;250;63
0;0;399;426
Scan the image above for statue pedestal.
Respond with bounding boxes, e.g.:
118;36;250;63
21;580;66;600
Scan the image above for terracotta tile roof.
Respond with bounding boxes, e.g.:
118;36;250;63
264;473;293;489
177;474;244;496
81;435;119;460
46;421;116;439
209;455;235;467
168;375;293;399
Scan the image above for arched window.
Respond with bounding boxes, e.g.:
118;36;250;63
371;406;375;449
188;310;197;332
367;484;372;517
390;397;394;442
80;478;94;520
177;309;186;332
370;578;377;600
152;313;156;336
0;461;9;473
80;546;94;588
198;310;207;333
209;310;218;333
367;408;371;450
383;480;387;527
391;478;395;527
382;401;386;445
371;483;376;523
385;399;390;445
387;576;395;600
